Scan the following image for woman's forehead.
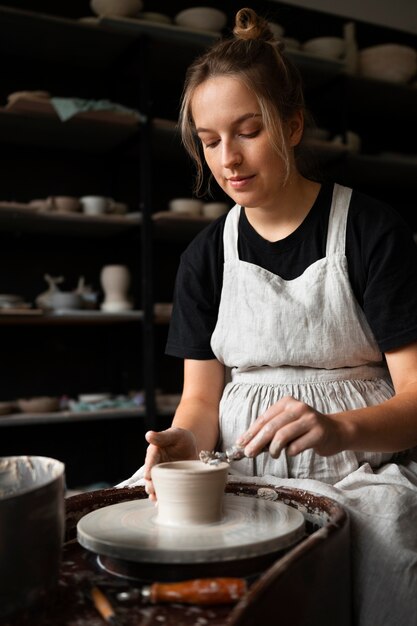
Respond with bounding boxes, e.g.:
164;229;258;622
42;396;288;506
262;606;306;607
191;76;261;125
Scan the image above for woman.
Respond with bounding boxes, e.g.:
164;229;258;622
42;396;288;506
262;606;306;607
119;9;417;625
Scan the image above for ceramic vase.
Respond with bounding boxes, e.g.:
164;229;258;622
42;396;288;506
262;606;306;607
100;264;132;312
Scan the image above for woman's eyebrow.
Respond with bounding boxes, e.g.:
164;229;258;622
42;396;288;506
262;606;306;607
195;112;261;134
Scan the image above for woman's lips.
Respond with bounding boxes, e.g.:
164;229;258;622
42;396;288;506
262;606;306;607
227;175;255;189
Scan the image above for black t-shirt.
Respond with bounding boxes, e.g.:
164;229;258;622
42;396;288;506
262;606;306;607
166;183;417;359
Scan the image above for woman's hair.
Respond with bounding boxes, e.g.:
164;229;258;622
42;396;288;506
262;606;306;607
179;7;307;196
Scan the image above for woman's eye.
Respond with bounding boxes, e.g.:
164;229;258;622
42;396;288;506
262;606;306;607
205;140;220;149
240;130;260;139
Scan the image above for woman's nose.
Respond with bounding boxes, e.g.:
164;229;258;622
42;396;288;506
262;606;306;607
222;141;242;169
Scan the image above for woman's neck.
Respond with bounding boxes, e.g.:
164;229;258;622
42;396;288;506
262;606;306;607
245;174;321;242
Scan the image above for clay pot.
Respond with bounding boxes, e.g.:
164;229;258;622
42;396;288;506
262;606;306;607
151;460;229;527
0;456;65;619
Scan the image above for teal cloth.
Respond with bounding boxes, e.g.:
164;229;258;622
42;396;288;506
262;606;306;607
68;397;142;412
50;97;145;122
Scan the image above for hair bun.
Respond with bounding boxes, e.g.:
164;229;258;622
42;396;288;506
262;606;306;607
233;7;275;42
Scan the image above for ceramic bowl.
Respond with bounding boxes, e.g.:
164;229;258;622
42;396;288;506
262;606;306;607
78;393;111;404
17;397;60;413
169;198;203;216
90;0;143;18
174;7;227;32
358;44;417;84
48;196;81;213
0;294;24;307
7;90;50;105
48;292;83;311
202;202;229;219
28;198;51;211
302;36;346;59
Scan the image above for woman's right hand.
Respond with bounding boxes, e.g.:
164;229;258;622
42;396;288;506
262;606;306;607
143;427;198;501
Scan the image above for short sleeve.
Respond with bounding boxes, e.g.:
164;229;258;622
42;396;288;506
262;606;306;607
165;218;225;359
348;191;417;353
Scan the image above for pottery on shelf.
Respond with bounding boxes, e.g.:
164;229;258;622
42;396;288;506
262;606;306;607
100;264;133;312
174;7;227;32
80;196;111;215
48;291;83;311
90;0;143;18
17;397;60;413
202;202;229;219
302;36;346;59
35;274;65;310
47;196;82;213
358;44;417;84
151;459;229;527
169;198;203;216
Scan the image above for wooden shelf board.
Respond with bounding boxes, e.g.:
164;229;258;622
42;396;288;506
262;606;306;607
0;108;140;153
0;203;141;236
0;310;143;325
0;407;144;427
0;5;139;69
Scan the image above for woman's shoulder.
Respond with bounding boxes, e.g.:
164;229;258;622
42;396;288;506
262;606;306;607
180;211;228;267
349;187;409;231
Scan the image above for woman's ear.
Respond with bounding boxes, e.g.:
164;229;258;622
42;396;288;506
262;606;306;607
287;110;304;147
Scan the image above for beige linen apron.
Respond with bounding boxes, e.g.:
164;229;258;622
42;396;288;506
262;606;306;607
210;183;417;626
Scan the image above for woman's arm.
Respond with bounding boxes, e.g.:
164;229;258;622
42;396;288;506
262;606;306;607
143;358;225;499
171;358;226;450
236;341;417;458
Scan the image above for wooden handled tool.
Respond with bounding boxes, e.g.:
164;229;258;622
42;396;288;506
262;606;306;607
117;577;247;605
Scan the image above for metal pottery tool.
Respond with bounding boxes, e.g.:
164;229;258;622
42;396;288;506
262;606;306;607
200;444;270;465
116;577;247;605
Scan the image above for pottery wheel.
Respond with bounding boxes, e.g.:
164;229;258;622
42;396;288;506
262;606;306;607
77;493;305;565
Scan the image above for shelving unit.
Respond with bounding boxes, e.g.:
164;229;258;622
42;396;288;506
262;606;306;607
0;1;415;486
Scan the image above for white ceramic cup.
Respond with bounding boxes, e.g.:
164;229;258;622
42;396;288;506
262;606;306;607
151;460;229;527
80;196;113;215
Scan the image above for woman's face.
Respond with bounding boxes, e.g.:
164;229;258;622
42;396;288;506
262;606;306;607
191;75;300;211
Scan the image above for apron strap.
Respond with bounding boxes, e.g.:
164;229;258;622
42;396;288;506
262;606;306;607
223;204;241;262
326;183;353;256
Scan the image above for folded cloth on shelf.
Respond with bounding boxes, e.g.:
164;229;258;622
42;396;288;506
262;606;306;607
50;97;145;122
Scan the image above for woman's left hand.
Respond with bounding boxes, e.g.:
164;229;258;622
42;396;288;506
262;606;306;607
235;395;345;458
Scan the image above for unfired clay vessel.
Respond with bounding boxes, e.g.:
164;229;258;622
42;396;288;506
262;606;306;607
100;265;133;312
151;460;229;527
